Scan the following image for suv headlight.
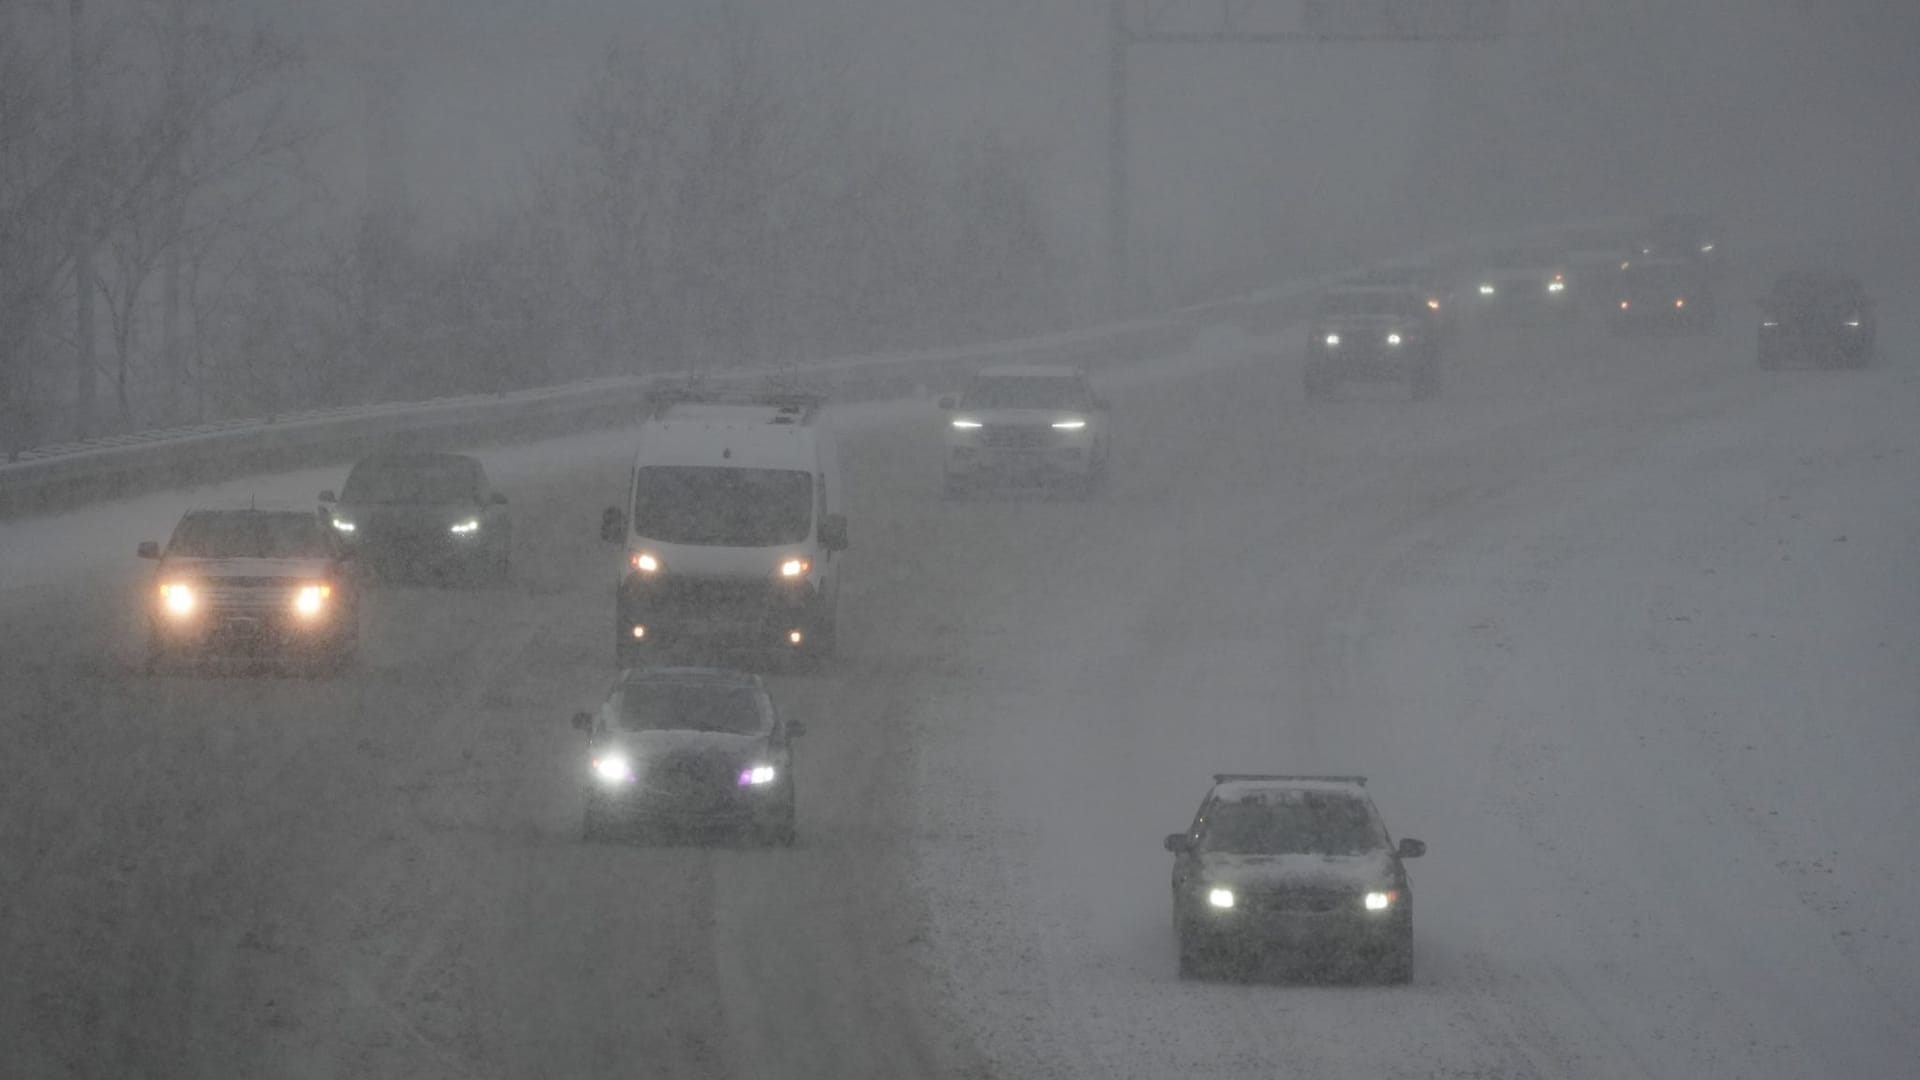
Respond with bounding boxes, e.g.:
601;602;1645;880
593;754;635;784
739;764;778;786
159;582;196;616
1363;889;1398;911
630;551;662;574
1323;332;1341;347
330;518;356;533
1207;887;1236;909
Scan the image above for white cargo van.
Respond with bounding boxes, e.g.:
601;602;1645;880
600;383;848;666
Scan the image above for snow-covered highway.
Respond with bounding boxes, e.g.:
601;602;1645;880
3;272;1917;1078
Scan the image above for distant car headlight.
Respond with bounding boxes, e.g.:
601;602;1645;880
330;518;356;533
159;582;196;616
593;754;635;784
1386;332;1403;346
1699;242;1716;254
951;418;984;429
630;551;661;574
292;583;331;617
1761;319;1779;328
739;764;778;786
1323;332;1342;347
1426;298;1442;311
1051;418;1087;430
1843;317;1862;328
1477;283;1496;296
1547;280;1567;293
1207;887;1236;909
779;557;810;578
1364;889;1398;911
449;518;480;536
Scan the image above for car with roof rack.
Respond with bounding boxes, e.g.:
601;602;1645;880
136;503;359;674
571;666;804;845
1305;287;1443;400
1164;773;1426;982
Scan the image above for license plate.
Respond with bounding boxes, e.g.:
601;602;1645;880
223;617;260;635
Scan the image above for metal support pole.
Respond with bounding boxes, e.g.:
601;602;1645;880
70;0;94;439
1107;0;1131;316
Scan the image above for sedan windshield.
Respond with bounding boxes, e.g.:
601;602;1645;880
1316;291;1424;320
614;684;766;735
631;466;813;547
168;512;331;559
1201;792;1386;856
963;377;1089;411
342;457;481;504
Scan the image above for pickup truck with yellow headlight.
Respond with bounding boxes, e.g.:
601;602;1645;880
137;505;359;674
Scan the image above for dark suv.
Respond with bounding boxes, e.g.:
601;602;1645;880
321;452;510;584
1305;287;1443;400
137;506;359;673
1757;269;1876;370
1164;774;1426;982
572;667;804;845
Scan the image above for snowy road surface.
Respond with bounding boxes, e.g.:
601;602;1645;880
3;278;1917;1078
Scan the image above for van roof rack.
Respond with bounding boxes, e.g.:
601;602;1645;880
644;377;826;424
1212;774;1367;786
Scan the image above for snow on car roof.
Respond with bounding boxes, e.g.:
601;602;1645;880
1211;776;1370;802
974;364;1082;379
186;500;323;515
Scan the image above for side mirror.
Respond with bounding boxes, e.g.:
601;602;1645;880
936;394;957;411
491;492;509;506
137;541;160;560
318;489;337;503
1164;833;1193;854
1397;838;1427;859
786;719;808;738
571;710;593;733
820;513;849;552
600;506;626;544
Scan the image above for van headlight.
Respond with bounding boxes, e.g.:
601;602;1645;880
630;551;661;574
779;557;811;578
1207;887;1236;909
449;518;480;536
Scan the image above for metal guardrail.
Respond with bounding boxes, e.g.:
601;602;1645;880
0;219;1622;520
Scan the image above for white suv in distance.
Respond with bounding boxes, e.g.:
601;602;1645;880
938;365;1111;498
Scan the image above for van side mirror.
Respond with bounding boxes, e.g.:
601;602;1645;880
820;513;848;552
491;492;509;506
1164;833;1193;853
936;394;957;411
318;489;337;503
1397;838;1427;859
600;506;626;544
571;710;593;733
137;541;160;559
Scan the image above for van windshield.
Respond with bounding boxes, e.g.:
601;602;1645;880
631;466;813;546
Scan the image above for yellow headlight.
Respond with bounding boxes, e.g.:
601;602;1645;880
159;583;195;616
294;583;331;616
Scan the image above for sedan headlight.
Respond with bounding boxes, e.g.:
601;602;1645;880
593;754;635;784
1385;332;1403;346
1051;418;1087;430
449;518;480;536
739;764;777;786
1547;280;1567;293
630;551;661;574
1364;889;1398;911
1477;283;1496;296
159;582;196;616
330;518;356;534
1323;332;1342;347
951;418;983;429
1207;887;1236;909
1843;317;1862;328
292;583;331;617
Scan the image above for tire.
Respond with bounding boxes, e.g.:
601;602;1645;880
583;796;618;843
1375;930;1414;984
758;793;797;847
1757;344;1780;371
1411;361;1441;401
1176;929;1207;980
809;612;839;660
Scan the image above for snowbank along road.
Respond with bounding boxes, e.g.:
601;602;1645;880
2;260;1917;1078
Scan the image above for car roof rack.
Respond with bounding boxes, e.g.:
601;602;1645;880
1212;773;1366;786
644;376;826;423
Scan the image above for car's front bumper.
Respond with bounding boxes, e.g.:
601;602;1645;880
1183;906;1409;957
1307;347;1429;381
617;574;825;648
946;444;1094;482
